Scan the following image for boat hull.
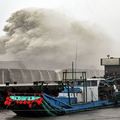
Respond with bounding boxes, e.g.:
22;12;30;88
3;93;120;117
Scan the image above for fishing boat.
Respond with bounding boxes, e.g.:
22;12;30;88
1;68;120;117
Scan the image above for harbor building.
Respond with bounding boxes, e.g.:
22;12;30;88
101;56;120;78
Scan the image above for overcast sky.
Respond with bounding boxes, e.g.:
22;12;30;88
0;0;120;41
0;0;120;66
1;0;120;40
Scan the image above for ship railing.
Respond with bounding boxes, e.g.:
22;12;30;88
8;92;41;96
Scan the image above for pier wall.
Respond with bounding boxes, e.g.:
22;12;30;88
0;69;58;84
0;61;104;84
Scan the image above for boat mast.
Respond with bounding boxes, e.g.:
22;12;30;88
72;62;76;101
2;70;4;84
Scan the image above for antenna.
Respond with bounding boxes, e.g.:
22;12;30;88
75;39;78;80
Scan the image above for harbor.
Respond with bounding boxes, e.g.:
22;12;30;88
0;0;120;119
0;57;119;117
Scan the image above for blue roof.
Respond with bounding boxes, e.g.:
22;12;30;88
61;87;82;93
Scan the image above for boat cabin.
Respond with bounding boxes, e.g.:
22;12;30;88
59;77;105;103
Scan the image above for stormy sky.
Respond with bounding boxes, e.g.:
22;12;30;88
0;0;120;70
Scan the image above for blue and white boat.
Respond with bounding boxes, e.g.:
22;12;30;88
1;70;120;117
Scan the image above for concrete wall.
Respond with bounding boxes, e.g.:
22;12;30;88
0;68;104;84
0;69;58;84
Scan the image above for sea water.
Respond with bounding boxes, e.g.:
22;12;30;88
1;108;120;120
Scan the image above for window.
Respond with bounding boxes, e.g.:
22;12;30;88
91;80;97;86
77;81;83;86
87;81;90;86
77;80;97;86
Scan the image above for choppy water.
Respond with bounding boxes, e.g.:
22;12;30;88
1;108;120;120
